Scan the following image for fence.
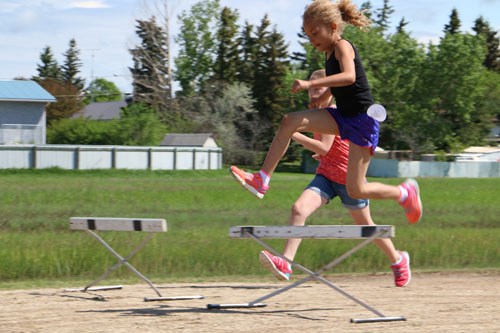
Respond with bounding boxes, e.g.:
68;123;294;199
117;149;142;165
0;145;223;170
366;159;499;178
301;152;499;178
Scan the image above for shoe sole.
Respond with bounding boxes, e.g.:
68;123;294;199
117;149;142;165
399;251;411;287
228;167;265;199
406;178;423;224
259;251;290;281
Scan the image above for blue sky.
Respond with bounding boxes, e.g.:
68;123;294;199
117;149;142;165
1;0;499;94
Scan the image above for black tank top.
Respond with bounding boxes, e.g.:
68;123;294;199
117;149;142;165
325;40;374;117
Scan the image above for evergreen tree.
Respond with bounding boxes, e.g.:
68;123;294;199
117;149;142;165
374;0;394;32
34;46;60;81
61;39;85;91
237;21;256;85
444;8;461;35
129;16;171;119
252;15;289;138
213;7;240;84
360;1;373;20
473;16;500;71
396;17;409;34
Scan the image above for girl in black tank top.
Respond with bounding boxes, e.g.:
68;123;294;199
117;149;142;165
326;39;374;117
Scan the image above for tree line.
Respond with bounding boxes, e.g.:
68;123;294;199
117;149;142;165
25;0;500;165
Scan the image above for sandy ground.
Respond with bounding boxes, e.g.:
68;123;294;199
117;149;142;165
1;271;499;333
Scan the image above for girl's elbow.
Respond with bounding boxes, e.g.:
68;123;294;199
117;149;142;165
346;74;356;85
318;147;330;155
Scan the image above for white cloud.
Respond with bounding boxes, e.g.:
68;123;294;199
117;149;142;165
69;1;110;9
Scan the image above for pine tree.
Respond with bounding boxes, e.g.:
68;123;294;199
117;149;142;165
61;39;85;91
444;8;461;35
129;17;171;118
34;46;60;81
252;15;289;138
374;0;394;32
473;16;500;71
396;17;409;34
213;7;240;84
34;45;83;121
360;1;373;20
237;21;256;85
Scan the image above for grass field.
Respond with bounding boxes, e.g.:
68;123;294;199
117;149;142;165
0;168;498;288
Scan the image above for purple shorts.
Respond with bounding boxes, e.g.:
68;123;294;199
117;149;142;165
326;107;379;155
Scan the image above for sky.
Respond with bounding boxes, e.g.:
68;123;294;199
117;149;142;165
1;0;499;94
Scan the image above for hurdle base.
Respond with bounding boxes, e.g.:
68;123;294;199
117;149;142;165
351;316;407;324
144;295;205;302
64;285;123;292
207;303;267;310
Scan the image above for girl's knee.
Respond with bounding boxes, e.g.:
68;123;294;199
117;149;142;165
291;202;309;219
346;184;365;199
280;113;300;130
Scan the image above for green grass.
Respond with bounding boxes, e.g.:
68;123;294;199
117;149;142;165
0;168;498;289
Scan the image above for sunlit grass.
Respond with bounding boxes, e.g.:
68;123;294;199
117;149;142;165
0;168;498;288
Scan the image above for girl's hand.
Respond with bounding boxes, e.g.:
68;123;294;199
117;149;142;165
312;154;322;161
291;79;310;93
308;97;321;109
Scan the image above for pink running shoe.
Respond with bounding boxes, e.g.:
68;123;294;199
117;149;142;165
229;166;269;199
399;179;422;224
259;250;292;281
391;251;411;287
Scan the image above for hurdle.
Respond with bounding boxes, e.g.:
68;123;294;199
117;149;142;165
65;217;204;302
207;225;406;324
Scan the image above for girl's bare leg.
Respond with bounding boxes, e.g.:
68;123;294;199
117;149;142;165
348;206;400;263
283;189;326;261
261;109;339;176
345;143;400;200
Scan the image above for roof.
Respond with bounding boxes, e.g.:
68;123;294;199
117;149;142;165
160;133;218;147
463;146;500;154
72;100;127;120
0;80;56;102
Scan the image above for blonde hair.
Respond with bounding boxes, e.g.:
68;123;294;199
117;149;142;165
303;0;371;33
309;69;326;80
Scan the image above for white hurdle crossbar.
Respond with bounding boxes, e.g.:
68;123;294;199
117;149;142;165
207;225;406;324
66;217;203;302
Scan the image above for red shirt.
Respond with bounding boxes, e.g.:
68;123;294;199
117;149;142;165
315;134;349;185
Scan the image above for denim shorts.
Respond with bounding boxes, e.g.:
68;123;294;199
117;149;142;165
306;174;369;210
326;107;379;155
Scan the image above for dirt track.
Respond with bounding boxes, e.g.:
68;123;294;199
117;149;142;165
1;272;499;333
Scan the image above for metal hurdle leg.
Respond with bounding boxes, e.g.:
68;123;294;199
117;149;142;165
65;217;204;302
207;226;406;323
84;230;163;296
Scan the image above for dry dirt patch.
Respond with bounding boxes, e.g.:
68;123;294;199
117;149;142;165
1;272;499;333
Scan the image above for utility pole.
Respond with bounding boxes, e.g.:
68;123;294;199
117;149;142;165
85;48;100;101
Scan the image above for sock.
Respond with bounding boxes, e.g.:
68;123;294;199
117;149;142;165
259;170;270;186
398;185;408;203
392;254;403;266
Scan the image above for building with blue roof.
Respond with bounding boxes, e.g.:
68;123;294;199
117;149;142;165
0;80;56;145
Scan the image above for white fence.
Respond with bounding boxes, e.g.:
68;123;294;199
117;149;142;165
367;159;500;178
0;145;223;170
